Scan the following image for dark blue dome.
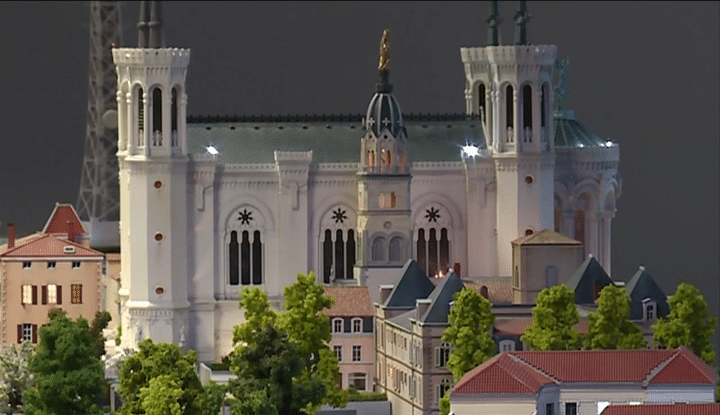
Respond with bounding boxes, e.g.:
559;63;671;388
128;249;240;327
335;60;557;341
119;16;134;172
364;69;404;138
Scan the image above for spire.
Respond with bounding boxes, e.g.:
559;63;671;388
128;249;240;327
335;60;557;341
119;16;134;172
138;1;163;48
376;29;393;93
486;0;500;46
514;1;531;45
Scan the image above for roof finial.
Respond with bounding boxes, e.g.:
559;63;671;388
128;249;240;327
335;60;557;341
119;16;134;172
514;1;531;45
554;57;570;111
486;1;500;46
376;29;393;93
138;1;163;48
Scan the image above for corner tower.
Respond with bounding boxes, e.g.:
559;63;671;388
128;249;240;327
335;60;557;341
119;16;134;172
113;1;191;348
461;1;557;277
355;30;412;292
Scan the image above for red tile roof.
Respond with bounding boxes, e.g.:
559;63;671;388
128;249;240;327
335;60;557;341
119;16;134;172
453;353;554;394
452;347;716;396
493;317;589;336
42;204;85;234
465;278;513;304
601;403;720;415
323;286;373;317
0;233;102;258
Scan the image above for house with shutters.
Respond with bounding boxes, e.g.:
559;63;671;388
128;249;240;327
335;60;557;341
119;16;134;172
449;346;717;415
0;204;104;344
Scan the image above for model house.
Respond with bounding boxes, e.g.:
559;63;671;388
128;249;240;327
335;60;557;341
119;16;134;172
449;347;717;415
324;286;374;391
0;204;104;344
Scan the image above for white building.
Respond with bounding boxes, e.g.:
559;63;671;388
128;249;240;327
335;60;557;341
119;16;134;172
114;2;620;362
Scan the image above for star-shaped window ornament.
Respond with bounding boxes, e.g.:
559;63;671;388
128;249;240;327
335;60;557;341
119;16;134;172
332;208;347;224
425;206;441;223
238;209;253;225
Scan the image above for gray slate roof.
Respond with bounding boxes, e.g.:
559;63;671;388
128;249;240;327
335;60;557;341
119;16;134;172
187;115;486;164
566;255;614;304
384;259;436;309
625;267;669;321
419;270;464;324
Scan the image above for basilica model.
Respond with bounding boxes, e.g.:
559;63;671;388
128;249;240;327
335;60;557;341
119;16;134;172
114;1;620;361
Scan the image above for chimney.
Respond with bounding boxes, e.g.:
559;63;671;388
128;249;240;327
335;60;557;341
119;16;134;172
416;298;431;321
67;221;75;243
7;223;16;248
379;285;394;305
453;262;461;278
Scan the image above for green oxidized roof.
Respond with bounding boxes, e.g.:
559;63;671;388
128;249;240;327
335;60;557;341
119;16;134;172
554;110;609;149
187;114;486;164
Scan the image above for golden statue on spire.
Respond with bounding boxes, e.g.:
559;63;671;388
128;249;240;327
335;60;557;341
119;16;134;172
378;29;390;70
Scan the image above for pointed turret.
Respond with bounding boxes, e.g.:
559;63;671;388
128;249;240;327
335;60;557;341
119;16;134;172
514;1;530;45
486;1;500;46
138;1;163;48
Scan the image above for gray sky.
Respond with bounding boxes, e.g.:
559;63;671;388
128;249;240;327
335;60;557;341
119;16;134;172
0;2;718;351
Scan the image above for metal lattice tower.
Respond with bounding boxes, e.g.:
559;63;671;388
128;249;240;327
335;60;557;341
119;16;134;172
77;1;122;229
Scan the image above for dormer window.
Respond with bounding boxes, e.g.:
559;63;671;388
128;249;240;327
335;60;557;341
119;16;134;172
643;298;657;322
332;318;344;333
352;318;363;333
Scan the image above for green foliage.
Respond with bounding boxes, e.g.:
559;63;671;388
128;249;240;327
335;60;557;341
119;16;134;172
139;375;185;415
228;325;324;415
653;282;718;365
230;272;346;414
584;284;646;350
346;389;386;402
439;394;451;415
23;314;104;415
0;341;34;411
117;339;204;415
201;381;227;415
116;324;122;346
89;310;112;358
522;285;582;350
442;287;495;381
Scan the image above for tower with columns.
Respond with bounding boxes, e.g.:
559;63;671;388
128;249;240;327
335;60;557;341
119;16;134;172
113;0;191;348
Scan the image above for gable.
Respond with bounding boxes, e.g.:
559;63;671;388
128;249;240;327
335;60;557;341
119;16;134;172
567;255;614;304
42;204;85;235
384;259;435;308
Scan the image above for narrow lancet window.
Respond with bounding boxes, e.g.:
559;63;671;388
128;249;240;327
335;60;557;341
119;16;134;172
241;231;251;285
346;230;356;278
229;231;239;285
252;231;262;285
335;230;345;279
323;230;333;283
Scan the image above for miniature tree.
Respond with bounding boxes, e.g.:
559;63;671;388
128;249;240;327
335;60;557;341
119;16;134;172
584;284;646;350
439;287;495;415
653;282;717;365
23;312;104;415
0;341;34;412
522;284;582;350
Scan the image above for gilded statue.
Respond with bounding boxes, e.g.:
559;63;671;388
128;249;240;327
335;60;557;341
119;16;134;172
378;29;390;70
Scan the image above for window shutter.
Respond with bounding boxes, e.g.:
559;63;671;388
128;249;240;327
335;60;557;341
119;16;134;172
20;286;23;305
41;285;48;305
79;285;82;304
17;325;22;344
32;324;37;344
434;347;440;367
57;285;62;305
32;285;38;305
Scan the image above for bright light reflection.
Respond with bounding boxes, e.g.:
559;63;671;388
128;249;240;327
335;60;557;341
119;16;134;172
462;145;480;157
206;144;219;156
606;140;613;147
578;143;585;148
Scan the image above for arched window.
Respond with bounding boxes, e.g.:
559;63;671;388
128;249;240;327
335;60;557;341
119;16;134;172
439;228;449;272
137;87;144;146
523;84;532;131
513;265;519;287
367;150;375;171
478;83;486;121
398;151;406;172
506;85;514;129
227;207;265;287
382;149;392;168
416;229;426;272
427;228;438;277
323;229;355;282
151;87;162;146
575;193;591;256
546;266;558;287
389;236;403;262
372;236;386;261
541;83;548;128
171;87;178;147
499;339;516;352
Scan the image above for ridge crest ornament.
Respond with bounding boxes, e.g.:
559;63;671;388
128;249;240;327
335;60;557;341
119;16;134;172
378;29;390;70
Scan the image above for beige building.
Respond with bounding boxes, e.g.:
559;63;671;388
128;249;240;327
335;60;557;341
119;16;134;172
324;286;375;391
0;204;104;344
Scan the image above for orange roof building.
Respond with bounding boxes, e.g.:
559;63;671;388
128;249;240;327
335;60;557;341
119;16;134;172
0;204;104;344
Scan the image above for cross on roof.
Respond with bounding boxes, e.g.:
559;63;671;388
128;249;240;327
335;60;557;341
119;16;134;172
367;117;375;127
382;117;391;127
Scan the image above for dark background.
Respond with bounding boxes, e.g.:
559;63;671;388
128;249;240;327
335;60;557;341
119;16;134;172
0;2;718;355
